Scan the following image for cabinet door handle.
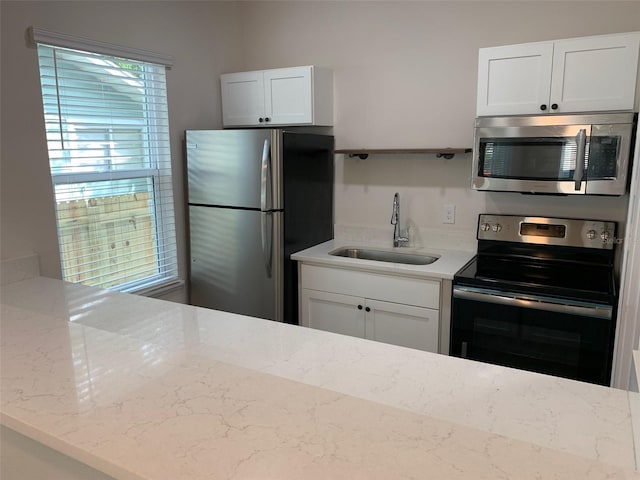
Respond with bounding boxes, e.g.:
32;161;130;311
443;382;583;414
357;305;363;310
551;103;558;110
540;104;547;111
259;117;264;123
365;306;371;312
265;117;271;122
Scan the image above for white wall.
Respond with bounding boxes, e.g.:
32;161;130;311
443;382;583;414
2;1;639;300
0;1;245;301
236;1;638;248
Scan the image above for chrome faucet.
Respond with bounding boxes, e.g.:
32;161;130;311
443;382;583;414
390;192;409;247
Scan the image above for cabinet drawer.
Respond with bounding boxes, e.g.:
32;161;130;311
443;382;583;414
300;264;440;309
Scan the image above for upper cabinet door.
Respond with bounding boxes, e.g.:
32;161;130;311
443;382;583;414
264;66;313;125
221;71;265;126
476;32;640;116
221;66;333;128
550;33;640;113
476;42;554;116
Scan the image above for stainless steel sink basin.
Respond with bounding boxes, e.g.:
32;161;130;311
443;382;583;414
329;247;439;265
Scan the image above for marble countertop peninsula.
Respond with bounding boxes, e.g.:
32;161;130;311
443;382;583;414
2;276;640;479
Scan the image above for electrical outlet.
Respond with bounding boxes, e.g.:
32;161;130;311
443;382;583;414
443;204;455;224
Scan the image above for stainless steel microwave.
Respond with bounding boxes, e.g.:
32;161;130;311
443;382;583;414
472;112;637;195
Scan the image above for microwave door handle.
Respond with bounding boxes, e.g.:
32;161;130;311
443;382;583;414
574;129;587;191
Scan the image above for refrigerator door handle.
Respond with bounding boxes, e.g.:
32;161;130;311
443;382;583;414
260;139;271;211
261;211;273;278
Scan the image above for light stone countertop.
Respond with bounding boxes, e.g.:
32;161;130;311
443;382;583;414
1;276;640;479
291;239;475;279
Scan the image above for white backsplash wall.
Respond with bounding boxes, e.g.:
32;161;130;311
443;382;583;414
335;151;630;253
335;152;480;251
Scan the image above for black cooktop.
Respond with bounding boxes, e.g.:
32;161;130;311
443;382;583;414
454;214;619;305
454;253;617;305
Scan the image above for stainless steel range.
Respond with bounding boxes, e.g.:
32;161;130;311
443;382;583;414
450;214;618;386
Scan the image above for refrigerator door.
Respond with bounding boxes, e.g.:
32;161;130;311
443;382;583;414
186;130;280;210
189;205;283;321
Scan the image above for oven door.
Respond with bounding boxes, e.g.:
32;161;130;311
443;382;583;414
450;286;615;385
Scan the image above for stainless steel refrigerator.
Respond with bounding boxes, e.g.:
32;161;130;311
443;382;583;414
186;129;334;323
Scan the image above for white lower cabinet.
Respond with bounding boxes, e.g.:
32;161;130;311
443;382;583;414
364;299;439;353
299;264;441;353
301;289;365;338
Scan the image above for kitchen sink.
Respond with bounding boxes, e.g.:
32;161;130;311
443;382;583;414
328;247;439;265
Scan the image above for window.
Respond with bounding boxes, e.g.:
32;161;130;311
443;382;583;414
34;30;177;292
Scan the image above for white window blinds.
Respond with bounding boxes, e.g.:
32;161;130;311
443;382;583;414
35;39;178;292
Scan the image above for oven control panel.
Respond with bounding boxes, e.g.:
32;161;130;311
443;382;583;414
478;214;616;249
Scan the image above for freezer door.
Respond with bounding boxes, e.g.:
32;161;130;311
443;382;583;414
186;130;278;209
189;205;283;321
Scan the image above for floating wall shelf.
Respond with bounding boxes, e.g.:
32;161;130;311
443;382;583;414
335;148;472;160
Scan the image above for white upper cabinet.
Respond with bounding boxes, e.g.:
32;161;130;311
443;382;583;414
551;34;640;113
477;32;640;116
477;42;554;116
221;66;333;127
263;67;313;125
220;71;265;126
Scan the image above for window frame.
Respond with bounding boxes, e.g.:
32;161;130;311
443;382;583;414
33;28;179;294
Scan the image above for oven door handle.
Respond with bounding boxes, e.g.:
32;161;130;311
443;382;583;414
453;286;612;320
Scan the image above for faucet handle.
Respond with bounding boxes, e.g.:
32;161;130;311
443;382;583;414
398;226;410;246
